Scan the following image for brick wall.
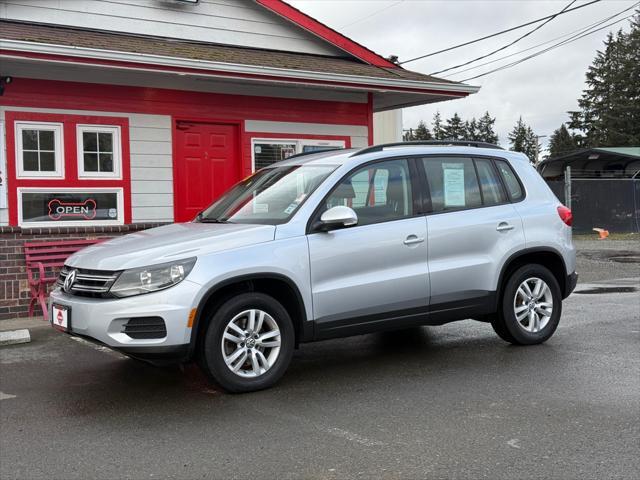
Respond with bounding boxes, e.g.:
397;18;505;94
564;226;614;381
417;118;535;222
0;223;167;320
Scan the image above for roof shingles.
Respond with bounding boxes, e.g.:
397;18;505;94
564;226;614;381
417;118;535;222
0;20;460;85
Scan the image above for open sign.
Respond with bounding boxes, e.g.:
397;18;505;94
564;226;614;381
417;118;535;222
20;190;121;225
48;199;97;220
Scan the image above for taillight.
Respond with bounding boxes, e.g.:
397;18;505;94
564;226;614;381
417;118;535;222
557;205;572;226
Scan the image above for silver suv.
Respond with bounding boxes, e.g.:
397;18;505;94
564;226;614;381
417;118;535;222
50;142;577;392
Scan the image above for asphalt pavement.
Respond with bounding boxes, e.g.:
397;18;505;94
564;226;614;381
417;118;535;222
1;239;639;480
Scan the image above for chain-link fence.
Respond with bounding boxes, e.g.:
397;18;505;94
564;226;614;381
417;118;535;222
547;179;640;233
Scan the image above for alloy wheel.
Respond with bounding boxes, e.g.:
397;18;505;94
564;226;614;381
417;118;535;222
513;277;554;333
221;309;281;378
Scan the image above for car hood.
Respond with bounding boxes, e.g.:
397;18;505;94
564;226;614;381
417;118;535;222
66;222;276;271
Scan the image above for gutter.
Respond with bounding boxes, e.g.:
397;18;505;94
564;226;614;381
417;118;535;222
0;39;480;96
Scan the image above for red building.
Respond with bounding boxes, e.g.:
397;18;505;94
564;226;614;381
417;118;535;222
0;0;478;319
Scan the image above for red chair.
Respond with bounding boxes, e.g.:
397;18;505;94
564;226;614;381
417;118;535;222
23;239;104;320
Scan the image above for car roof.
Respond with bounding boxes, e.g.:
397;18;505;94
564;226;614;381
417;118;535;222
271;145;528;169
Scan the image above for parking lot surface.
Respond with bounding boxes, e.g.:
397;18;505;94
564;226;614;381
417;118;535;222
1;239;639;480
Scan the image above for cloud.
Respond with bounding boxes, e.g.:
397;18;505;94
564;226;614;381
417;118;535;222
289;0;637;150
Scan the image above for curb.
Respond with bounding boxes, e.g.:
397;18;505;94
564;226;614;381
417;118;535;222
0;329;31;346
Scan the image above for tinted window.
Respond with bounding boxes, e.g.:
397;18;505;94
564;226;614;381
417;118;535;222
475;158;507;205
324;159;413;226
422;157;481;212
495;160;524;201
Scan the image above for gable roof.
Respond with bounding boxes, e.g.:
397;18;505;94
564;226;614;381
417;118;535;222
255;0;398;68
0;2;480;111
0;20;453;85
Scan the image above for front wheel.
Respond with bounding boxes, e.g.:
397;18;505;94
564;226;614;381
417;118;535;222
491;264;562;345
200;293;294;393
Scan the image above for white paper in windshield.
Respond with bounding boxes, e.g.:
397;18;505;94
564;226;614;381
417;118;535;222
443;163;465;207
253;203;269;213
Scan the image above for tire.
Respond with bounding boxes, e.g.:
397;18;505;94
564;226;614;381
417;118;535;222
199;292;295;393
491;264;562;345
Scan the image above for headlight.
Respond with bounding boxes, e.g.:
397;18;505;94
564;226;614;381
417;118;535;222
110;257;197;298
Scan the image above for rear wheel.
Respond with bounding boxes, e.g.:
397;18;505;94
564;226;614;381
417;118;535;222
199;293;294;393
491;264;562;345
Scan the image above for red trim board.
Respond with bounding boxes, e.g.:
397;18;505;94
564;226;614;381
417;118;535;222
1;78;371;126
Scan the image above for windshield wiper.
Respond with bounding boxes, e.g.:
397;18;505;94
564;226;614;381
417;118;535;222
198;217;234;224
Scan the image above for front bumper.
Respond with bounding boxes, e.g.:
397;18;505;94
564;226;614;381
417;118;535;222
49;279;201;360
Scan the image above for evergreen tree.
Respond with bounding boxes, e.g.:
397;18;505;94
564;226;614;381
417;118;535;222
413;120;432;140
432;111;446;140
462;118;481;140
477;111;499;144
568;12;640;147
509;117;540;162
444;113;465;140
547;124;578;158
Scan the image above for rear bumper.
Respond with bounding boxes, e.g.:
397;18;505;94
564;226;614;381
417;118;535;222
565;272;578;298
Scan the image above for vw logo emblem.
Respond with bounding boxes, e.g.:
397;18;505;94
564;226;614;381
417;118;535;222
63;269;77;293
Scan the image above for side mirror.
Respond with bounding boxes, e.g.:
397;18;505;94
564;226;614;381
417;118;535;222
317;206;358;231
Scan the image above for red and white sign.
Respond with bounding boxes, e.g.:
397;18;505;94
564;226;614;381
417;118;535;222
52;304;69;331
48;198;97;220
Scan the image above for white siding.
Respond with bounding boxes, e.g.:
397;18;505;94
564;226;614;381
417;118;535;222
245;120;370;150
0;0;344;56
373;110;403;144
0;106;174;225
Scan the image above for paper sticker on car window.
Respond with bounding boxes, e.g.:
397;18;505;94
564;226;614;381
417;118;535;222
284;203;298;215
253;203;269;213
443;163;465;207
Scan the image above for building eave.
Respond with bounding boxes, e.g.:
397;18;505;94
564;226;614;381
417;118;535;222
0;39;479;99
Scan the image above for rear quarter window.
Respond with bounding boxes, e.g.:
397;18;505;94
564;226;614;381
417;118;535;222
495;160;524;201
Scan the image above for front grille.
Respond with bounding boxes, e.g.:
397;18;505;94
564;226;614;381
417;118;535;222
121;317;167;339
57;266;120;298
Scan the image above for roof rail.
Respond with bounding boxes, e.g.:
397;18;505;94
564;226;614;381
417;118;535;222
351;140;503;157
282;147;348;161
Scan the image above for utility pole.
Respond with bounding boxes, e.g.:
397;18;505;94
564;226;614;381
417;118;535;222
534;135;547;165
564;166;572;209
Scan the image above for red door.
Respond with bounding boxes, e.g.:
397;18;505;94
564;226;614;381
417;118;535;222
174;121;241;222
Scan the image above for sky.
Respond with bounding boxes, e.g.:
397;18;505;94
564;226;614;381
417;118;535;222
288;0;638;151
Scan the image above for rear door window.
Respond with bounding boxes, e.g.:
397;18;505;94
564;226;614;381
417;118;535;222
422;157;481;212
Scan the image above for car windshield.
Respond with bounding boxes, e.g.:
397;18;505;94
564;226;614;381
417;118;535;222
198;165;336;225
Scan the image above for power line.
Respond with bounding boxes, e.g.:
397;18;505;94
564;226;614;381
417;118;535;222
443;1;638;79
430;0;576;76
459;10;637;82
399;0;601;65
339;0;404;29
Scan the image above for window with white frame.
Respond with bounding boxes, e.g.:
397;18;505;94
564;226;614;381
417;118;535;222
17;187;124;227
15;122;64;178
77;125;122;178
252;138;345;171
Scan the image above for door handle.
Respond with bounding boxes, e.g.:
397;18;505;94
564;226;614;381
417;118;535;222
403;235;425;246
496;222;515;232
